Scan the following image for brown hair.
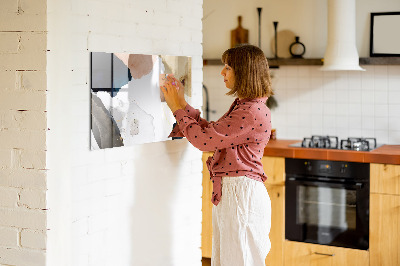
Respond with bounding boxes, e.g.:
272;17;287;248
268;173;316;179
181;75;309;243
221;44;273;99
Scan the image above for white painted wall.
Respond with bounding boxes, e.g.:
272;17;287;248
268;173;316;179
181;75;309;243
47;0;203;266
203;0;400;58
0;0;48;265
203;0;400;145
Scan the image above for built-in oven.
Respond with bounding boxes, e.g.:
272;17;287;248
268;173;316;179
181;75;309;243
285;158;369;250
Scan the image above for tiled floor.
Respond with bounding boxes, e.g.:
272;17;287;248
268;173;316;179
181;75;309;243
202;257;211;266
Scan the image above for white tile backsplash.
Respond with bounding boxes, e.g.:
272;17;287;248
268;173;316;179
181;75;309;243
374;90;388;104
362;90;375;103
286;77;299;89
361;104;375;117
389;104;400;117
388;91;400;104
204;65;400;144
375;117;389;129
375;104;389;117
374;77;388;91
323;103;336;116
389;131;400;143
388;66;400;76
285;66;298;77
374;65;388;77
336;115;348;129
388;75;400;91
298;77;311;88
362;116;375;130
336;90;349;103
389;117;400;131
375;130;389;144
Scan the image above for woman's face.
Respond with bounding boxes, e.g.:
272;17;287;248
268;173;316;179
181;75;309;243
220;64;235;89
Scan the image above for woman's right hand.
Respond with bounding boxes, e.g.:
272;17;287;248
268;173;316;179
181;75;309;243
167;75;187;108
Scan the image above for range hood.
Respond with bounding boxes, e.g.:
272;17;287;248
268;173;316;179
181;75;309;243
320;0;365;71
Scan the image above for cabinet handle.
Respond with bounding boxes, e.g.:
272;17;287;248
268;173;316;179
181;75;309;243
314;252;335;257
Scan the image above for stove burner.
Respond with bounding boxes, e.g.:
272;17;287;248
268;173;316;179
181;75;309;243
301;135;339;149
340;137;377;151
294;136;379;151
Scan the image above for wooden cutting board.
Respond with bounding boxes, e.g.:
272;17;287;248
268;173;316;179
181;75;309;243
231;16;249;48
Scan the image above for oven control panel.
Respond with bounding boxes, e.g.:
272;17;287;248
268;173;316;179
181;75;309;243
286;158;369;180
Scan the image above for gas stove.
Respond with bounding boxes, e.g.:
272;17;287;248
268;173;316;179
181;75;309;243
289;135;381;151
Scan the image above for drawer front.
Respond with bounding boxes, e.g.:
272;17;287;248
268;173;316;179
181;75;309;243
284;241;369;266
370;163;400;195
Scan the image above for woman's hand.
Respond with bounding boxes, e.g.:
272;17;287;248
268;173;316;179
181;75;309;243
161;75;185;113
174;76;187;108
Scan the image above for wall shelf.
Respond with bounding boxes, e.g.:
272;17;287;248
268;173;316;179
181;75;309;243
359;57;400;65
268;58;323;67
203;57;400;67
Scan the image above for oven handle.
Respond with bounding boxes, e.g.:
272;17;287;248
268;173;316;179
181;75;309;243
286;177;364;189
314;252;335;257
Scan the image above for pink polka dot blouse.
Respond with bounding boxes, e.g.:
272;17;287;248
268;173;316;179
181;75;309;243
169;97;272;206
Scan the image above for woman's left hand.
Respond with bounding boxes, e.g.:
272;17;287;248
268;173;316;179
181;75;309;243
160;75;184;113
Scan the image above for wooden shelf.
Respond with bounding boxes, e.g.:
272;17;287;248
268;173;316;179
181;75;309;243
203;57;400;67
359;57;400;65
203;58;323;67
268;58;322;67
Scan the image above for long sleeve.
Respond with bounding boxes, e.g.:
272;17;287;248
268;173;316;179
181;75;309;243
172;105;257;152
168;103;210;138
175;97;271;206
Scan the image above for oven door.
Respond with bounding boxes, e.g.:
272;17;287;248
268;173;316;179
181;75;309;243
285;177;369;250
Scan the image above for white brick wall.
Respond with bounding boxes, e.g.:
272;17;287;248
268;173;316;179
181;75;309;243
46;1;203;266
21;229;47;250
0;0;48;265
2;0;203;264
0;227;19;247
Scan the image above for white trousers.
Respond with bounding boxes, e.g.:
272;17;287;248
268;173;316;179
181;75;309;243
212;176;271;266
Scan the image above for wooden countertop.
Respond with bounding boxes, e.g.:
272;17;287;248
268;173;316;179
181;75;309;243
263;139;400;165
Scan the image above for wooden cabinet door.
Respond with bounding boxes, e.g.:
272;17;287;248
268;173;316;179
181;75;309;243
284;241;369;266
370;163;400;195
264;184;284;266
202;152;213;258
262;156;285;186
370;193;400;266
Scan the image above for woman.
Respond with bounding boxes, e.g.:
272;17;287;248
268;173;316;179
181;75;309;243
161;44;273;266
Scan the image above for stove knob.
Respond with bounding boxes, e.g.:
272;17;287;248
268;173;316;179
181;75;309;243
340;164;347;174
305;162;312;171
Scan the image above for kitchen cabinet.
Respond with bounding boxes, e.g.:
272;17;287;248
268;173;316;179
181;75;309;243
370;163;400;266
264;184;284;266
284;241;369;266
261;156;285;186
261;156;285;266
201;154;286;265
370;193;400;266
370;163;400;195
202;152;213;258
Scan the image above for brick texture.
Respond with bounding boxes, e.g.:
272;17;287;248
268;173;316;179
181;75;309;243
0;0;47;264
0;208;46;230
0;187;19;208
0;227;19;247
21;229;46;249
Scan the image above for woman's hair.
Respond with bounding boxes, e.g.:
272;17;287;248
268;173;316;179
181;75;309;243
221;44;273;99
